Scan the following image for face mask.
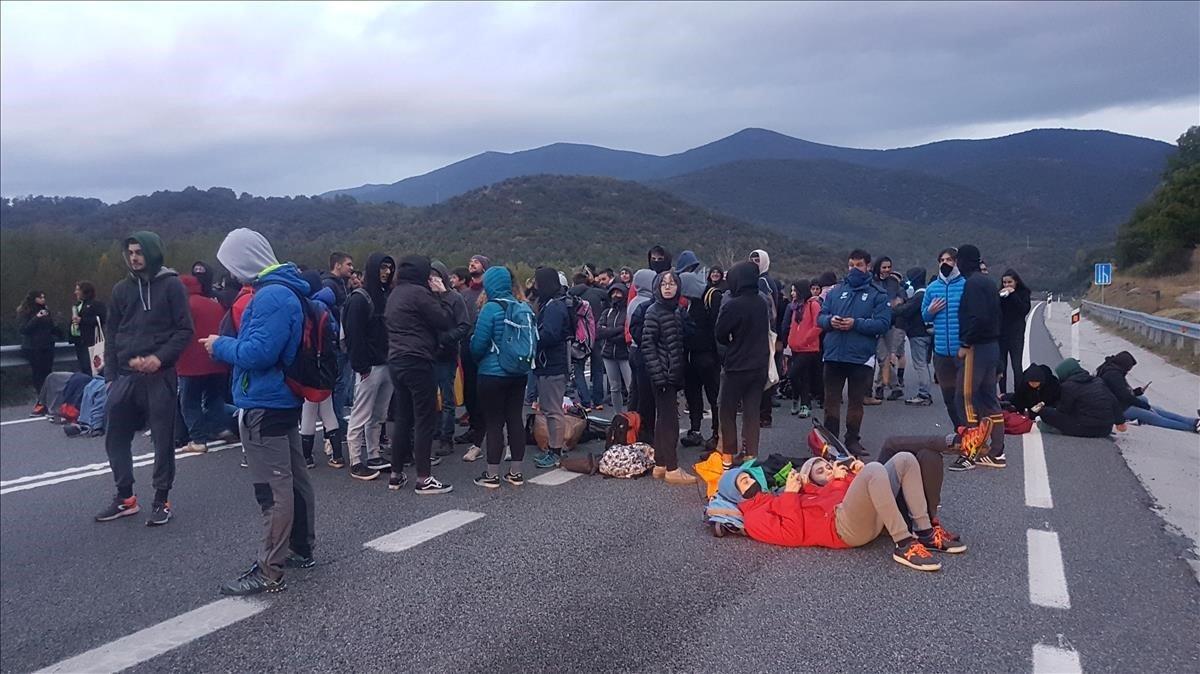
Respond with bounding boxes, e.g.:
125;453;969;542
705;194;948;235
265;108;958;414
940;263;954;277
740;482;761;499
847;267;870;285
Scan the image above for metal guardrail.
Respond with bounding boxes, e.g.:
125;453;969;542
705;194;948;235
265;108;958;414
1081;300;1200;355
0;342;76;370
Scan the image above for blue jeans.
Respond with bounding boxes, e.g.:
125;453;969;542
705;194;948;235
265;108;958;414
435;361;457;441
179;374;228;443
589;350;607;405
334;351;353;426
525;371;538;404
908;336;933;398
1125;396;1197;432
571;359;594;408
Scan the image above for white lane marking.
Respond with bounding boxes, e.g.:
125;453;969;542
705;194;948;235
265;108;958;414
1023;301;1044;368
1032;643;1082;674
0;443;244;495
527;469;582;486
1027;529;1072;609
0;416;51;427
1023;428;1053;509
364;510;485;553
34;597;267;674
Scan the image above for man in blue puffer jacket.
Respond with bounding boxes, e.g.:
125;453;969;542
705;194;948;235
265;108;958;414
818;249;891;457
203;228;312;597
921;247;966;429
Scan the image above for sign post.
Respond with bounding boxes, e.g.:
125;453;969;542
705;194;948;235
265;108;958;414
1094;262;1113;305
1070;307;1081;360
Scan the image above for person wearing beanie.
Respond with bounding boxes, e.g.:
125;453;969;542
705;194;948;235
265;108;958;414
640;271;695;485
1095;351;1200;433
949;244;1005;471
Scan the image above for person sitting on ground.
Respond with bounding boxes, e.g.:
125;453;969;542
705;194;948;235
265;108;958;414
1095;351;1199;434
875;435;969;548
1034;358;1126;438
1007;364;1061;417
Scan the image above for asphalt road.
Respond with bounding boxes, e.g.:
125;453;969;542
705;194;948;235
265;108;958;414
2;302;1197;673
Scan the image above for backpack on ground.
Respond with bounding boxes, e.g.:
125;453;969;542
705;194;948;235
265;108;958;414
564;295;596;361
490;298;538;376
77;377;108;435
605;411;641;448
598;442;656;478
265;283;338;403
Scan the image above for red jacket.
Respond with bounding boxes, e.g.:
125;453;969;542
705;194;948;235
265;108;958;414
787;297;822;353
738;474;857;549
176;275;228;377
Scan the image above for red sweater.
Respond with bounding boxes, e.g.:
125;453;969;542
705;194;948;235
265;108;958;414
177;275;228;377
787;297;822;353
737;475;856;549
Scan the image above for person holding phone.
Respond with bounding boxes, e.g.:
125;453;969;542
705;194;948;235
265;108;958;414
17;290;64;414
1096;351;1200;433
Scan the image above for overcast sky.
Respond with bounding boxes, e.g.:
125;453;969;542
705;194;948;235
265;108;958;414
2;0;1197;203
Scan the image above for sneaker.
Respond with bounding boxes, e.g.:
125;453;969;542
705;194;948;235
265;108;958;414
681;430;704;447
665;468;698;485
474;472;501;489
503;471;524;486
95;495;140;522
304;455;316;470
874;386;884;400
284;552;316;569
887;389;905;401
904;395;933;406
327;456;346;469
976;454;1007;469
366;457;392;471
956;418;994;460
63;423;83;437
790;401;800;415
462;445;484;462
239;452;249;469
920;526;967;554
430;455;443;467
893;539;941;572
948;456;975;472
350;464;380;481
414;476;453;495
145;501;172;527
797;405;811;419
220;564;286;596
533;451;561;469
387;472;408;491
30;403;47;417
862;396;883;406
454;431;474;444
435;440;454;457
931;519;961;541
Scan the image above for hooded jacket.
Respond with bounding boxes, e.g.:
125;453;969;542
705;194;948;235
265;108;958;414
431;260;470;363
750;249;782;328
714;262;771;373
568;281;608;321
894;267;931;338
955;245;1001;347
1009;363;1061;415
675;250;707;300
176;275;228;377
999;269;1032;337
641;272;687;389
1095;351;1151;411
626;269;657;349
685;271;722;354
344;253;394;373
212;230;305;410
104;231;194;382
190;261;214;298
1052;358;1125;429
471;266;525;377
817;268;891;366
385;255;455;365
922;266;965;356
532;266;571;376
596;282;630;361
647;246;672;274
738;474;855;549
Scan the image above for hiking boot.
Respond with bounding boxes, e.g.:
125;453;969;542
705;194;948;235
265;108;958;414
414;476;453;495
845;441;871;459
665;468;698;485
904;395;932;406
327;456;346;469
182;441;208;454
30;403;47;417
95;495;140;522
387;472;408;491
220;564;285;596
533;451;560;469
920;527;967;554
862;396;883;406
652;466;667;479
462;445;484;462
474;472;501;489
284;552;316;569
681;430;704;447
146;501;172;527
350;464;380;481
790;400;800;415
435;440;454;457
366;457;392;471
976;454;1007;469
797;405;811;419
893;539;941;572
948;456;975;472
503;471;524;486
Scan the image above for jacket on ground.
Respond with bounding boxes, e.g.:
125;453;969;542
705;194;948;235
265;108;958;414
817;268;891;366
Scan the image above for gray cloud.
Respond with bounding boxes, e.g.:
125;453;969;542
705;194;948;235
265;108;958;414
1;0;1196;202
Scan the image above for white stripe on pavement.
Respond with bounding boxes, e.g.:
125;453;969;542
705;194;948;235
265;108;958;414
527;469;582;486
34;597;267;674
1023;301;1044;368
1027;529;1071;609
364;510;485;553
1032;643;1082;674
0;416;51;427
0;443;244;496
1022;428;1054;509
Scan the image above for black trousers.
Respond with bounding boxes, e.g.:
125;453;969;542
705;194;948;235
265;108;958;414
653;385;680;470
460;341;484;444
718;368;767;457
684;350;720;435
74;341;92;374
1040;408;1112;438
633;354;657;443
787;351;822;406
105;369;178;498
627;347;641;417
876;436;947;517
957;341;1005;457
478;374;527;467
997;329;1025;394
932;354;964;428
389;357;438;478
24;347;55;395
822;361;873;445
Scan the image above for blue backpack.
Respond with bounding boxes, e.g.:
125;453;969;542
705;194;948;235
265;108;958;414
490;298;538;376
78;377;108;434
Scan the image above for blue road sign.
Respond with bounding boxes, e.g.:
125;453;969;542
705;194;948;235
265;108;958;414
1094;263;1113;286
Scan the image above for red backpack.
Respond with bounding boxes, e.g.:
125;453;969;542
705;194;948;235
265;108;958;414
264;284;338;403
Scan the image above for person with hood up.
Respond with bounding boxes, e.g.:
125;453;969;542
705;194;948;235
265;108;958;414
1035;358;1127;438
714;261;771;468
997;269;1032;395
817;249;891;458
950;244;1006;471
202;228;312;594
385;255;457;493
94;231;193;528
894;267;934;406
1096;351;1199;433
682;261;723;449
342;253;396;480
297;270;344;469
922;248;966;429
626;268;657;430
430;260;471;456
1008;364;1061;417
647;245;672;274
640;270;696;485
749;249;783;427
190;261;215;298
782;282;822;418
177;274;232;454
530;266;573;469
457;254;491;457
596;281;632;411
869;256;906;403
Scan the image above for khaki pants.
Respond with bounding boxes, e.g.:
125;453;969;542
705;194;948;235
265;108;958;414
834;454;930;546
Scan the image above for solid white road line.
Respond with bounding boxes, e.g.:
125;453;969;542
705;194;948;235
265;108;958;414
1023;428;1054;509
1027;529;1072;609
527;469;582;486
1023;301;1044;369
0;442;245;496
34;597;267;674
1032;643;1083;674
0;416;51;427
364;510;485;553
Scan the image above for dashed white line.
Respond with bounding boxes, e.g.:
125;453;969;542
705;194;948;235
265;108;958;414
1032;643;1082;674
1023;428;1053;509
1027;529;1072;609
527;468;582;486
0;416;51;427
34;597;267;674
364;509;485;553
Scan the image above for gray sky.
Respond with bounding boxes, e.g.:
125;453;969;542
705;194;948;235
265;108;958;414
2;0;1197;203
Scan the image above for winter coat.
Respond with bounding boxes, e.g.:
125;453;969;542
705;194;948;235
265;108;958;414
569;282;608;319
69;299;106;348
894;267;931;339
1053;359;1125;428
471;266;525;378
999;269;1032;337
1009;364;1061;415
104;231;194;382
596;283;630;361
320;271;348;312
783;297;822;353
738;476;855;549
956;245;1001;347
534;267;571;376
922;270;965;357
1095;351;1151;411
385;255;455;365
686;278;721;354
626;269;656;347
176;275;228;377
714;262;770;373
344;253;393;373
19;309;62;351
640;273;687;389
817;268;891;366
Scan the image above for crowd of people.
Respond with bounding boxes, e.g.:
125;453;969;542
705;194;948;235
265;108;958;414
14;227;1199;589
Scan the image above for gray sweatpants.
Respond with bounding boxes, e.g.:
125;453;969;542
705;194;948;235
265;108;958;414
346;364;391;465
835;454;930;546
536;374;567;451
241;409;315;581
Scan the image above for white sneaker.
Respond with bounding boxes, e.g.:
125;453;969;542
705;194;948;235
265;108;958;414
463;445;484;462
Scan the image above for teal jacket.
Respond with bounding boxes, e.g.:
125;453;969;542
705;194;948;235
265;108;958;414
470;267;519;377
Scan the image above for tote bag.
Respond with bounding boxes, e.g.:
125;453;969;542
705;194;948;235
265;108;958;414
88;317;105;376
765;330;779;389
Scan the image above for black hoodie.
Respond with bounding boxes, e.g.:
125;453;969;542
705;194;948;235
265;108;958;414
344;252;394;373
894;266;930;338
686;268;724;353
647;246;672;274
191;261;214;298
384;255;454;365
1095;351;1151;411
714;262;770;373
999;268;1032;337
641;272;687;389
1009;363;1061;415
956;244;1001;347
596;283;630;360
